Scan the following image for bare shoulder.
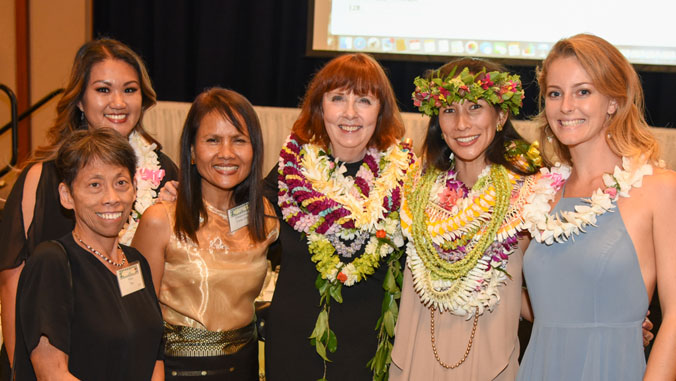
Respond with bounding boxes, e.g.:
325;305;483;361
21;162;44;233
24;162;43;185
642;167;676;196
22;162;43;199
139;202;172;229
131;202;172;251
634;167;676;220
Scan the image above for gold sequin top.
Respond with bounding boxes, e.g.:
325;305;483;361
158;199;279;332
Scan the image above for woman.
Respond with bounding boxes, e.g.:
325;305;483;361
518;34;676;380
13;128;164;380
132;88;279;379
0;38;177;371
263;53;414;380
390;58;541;380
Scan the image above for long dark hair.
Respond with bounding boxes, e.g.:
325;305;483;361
33;38;159;163
174;88;267;243
421;58;534;175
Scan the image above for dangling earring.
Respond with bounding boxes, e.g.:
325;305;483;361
449;152;454;161
544;125;554;143
496;122;503;132
78;111;88;130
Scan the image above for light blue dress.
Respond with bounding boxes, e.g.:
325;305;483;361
518;196;648;381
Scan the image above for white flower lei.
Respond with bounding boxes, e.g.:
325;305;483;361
522;156;652;245
301;145;407;231
118;131;164;245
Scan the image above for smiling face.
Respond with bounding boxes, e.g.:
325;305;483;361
321;88;380;162
544;56;617;150
192;111;254;205
77;58;143;137
439;99;506;166
59;160;135;240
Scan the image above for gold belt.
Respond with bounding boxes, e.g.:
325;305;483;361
163;321;257;357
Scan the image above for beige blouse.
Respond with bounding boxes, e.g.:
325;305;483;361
390;247;523;381
159;200;279;332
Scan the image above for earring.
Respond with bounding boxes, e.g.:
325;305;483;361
449;152;454;161
80;111;84;121
496;122;503;132
191;157;195;165
544;125;554;143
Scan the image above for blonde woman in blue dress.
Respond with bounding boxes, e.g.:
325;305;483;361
518;34;676;381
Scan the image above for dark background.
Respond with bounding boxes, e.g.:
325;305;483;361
93;0;676;127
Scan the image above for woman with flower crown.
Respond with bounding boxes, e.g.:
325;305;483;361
517;34;676;381
263;53;414;380
389;57;543;380
0;38;177;376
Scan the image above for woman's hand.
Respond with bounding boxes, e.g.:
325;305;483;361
158;180;178;202
642;312;654;347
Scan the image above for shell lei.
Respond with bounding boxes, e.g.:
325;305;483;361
401;162;535;317
277;134;414;380
522;157;652;245
118;131;166;245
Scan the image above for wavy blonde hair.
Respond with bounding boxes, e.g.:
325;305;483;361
536;33;660;164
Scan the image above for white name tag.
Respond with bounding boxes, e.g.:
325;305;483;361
116;261;145;297
227;202;249;232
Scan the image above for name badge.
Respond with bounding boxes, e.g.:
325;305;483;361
116;261;145;297
227;202;249;232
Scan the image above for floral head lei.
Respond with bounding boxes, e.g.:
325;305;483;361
412;66;525;118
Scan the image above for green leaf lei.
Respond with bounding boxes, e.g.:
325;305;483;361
407;165;512;281
412;67;524;117
309;238;404;381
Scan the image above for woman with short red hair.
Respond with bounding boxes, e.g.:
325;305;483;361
263;53;414;380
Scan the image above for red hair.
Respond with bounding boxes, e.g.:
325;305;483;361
292;53;405;151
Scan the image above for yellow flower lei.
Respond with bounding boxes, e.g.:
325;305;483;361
401;162;534;315
407;165;511;279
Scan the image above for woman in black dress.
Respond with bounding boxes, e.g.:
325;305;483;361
264;53;414;380
13;128;164;380
0;38;177;373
